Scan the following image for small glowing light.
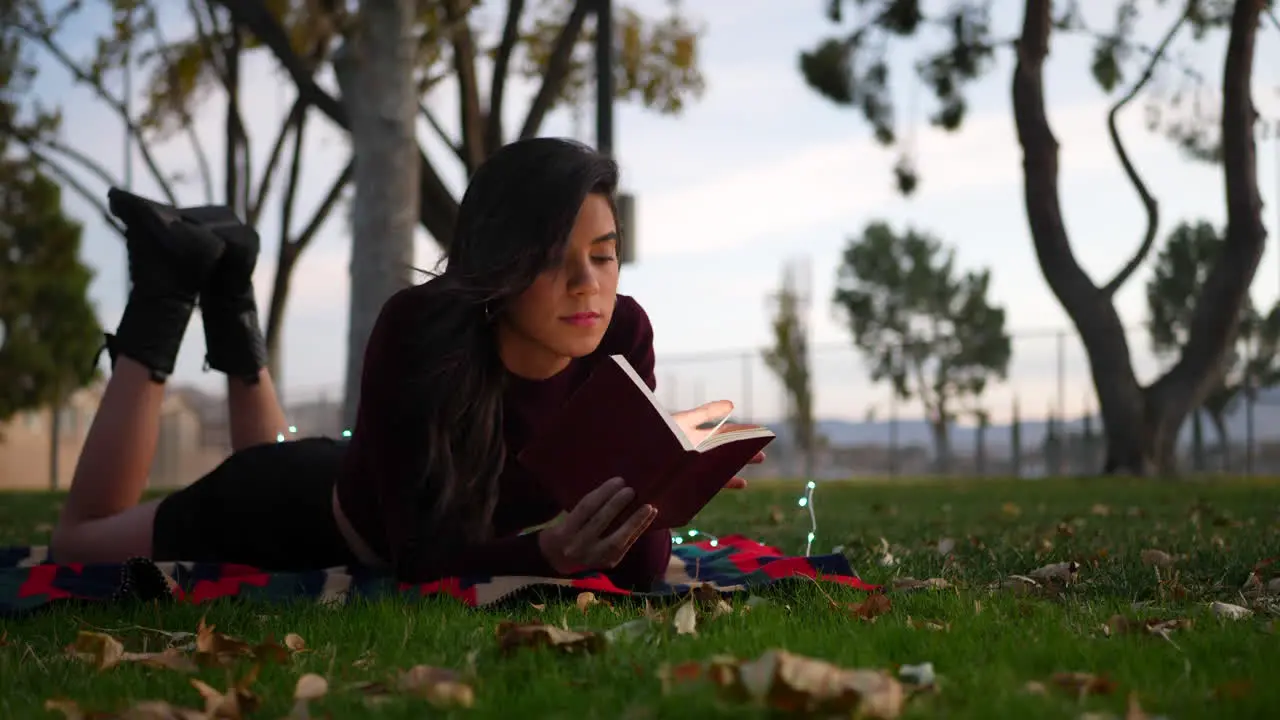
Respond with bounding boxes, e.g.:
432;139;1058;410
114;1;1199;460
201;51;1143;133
288;425;297;433
687;529;699;536
672;536;683;544
709;539;719;547
807;531;816;542
797;497;808;507
275;433;285;443
341;429;352;438
806;481;816;489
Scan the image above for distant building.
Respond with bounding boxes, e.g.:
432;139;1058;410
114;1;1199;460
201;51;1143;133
0;381;226;491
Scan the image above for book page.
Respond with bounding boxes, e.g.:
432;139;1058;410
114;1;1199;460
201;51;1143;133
695;422;775;452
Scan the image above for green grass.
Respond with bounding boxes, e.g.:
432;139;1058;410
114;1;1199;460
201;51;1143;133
2;477;1279;719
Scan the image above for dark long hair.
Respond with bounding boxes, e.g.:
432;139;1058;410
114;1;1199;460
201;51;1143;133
401;138;619;547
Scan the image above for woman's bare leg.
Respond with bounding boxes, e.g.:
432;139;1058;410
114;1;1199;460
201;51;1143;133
51;189;226;563
52;358;167;560
227;370;288;451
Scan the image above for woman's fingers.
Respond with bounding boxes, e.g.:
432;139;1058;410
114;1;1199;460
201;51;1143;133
561;476;625;536
725;476;748;489
600;505;657;566
570;485;636;554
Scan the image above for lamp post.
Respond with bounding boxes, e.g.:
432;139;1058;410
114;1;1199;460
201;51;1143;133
595;0;637;265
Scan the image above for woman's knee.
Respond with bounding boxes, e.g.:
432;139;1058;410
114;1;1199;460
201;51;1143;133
49;501;160;564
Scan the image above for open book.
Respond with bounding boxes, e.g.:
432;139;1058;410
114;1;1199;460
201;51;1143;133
517;355;775;530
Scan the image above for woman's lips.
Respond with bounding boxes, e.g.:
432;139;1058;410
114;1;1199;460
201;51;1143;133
561;312;601;327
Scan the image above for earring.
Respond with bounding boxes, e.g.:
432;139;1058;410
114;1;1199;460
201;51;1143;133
483;302;494;322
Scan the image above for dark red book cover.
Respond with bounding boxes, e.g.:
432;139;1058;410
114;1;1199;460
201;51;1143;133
517;355;774;530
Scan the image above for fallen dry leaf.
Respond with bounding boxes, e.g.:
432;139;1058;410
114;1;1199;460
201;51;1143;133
1103;615;1192;642
658;659;706;690
398;665;475;708
284;634;306;652
1002;502;1022;517
1050;672;1117;698
196;618;252;658
1090;503;1112;516
936;538;956;555
673;601;698;636
1140;549;1176;568
43;699;88;720
576;592;599;614
898;662;936;689
286;673;329;720
1210;601;1252;620
495;621;604;655
769;505;785;524
1125;692;1151;720
605;618;654;644
847;593;892;621
877;538;897;567
190;667;261;720
719;649;904;719
892;577;950;592
130;648;200;673
1029;561;1080;584
906;617;949;632
295;673;327;701
987;575;1041;595
68;631;125;670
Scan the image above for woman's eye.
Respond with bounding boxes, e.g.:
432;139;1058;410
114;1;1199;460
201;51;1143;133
592;255;618;263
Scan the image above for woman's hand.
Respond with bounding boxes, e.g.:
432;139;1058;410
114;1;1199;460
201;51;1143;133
672;401;768;489
538;476;657;575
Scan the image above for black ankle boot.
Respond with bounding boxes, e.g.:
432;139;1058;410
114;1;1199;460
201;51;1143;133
179;205;268;384
105;189;225;382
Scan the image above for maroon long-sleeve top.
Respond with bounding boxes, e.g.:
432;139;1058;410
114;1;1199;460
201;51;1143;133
336;284;672;588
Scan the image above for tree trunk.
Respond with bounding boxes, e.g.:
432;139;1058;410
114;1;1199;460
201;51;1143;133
48;393;62;491
930;419;949;475
334;0;422;432
1013;0;1265;475
1208;408;1230;471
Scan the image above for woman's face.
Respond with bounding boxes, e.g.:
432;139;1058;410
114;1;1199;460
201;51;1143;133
497;193;621;379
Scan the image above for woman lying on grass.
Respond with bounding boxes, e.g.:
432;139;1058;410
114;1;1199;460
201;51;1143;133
50;137;759;590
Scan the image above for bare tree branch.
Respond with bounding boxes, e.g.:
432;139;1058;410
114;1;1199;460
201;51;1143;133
1100;6;1189;298
214;0;460;247
147;3;217;202
189;0;230;87
442;0;486;171
486;0;526;153
14;24;179;204
294;157;353;251
419;100;466;165
251;98;306;224
22;145;126;239
280;104;308;252
29;136;118;189
519;0;592;140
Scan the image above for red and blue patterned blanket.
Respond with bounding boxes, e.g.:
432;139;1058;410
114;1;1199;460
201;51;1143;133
0;534;876;617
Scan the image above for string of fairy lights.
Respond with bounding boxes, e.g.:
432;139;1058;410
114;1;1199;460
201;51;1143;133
280;425;819;557
670;479;818;557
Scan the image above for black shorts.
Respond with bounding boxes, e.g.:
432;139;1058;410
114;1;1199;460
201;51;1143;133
151;437;361;570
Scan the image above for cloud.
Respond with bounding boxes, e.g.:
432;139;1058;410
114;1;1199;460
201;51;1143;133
629;98;1141;260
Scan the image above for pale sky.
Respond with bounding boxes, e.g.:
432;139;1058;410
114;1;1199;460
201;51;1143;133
24;0;1280;427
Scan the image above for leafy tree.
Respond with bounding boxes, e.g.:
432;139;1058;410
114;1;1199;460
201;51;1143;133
762;263;815;480
0;30;102;487
799;0;1271;473
6;1;705;409
3;0;356;387
1145;220;1280;469
833;221;1011;470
